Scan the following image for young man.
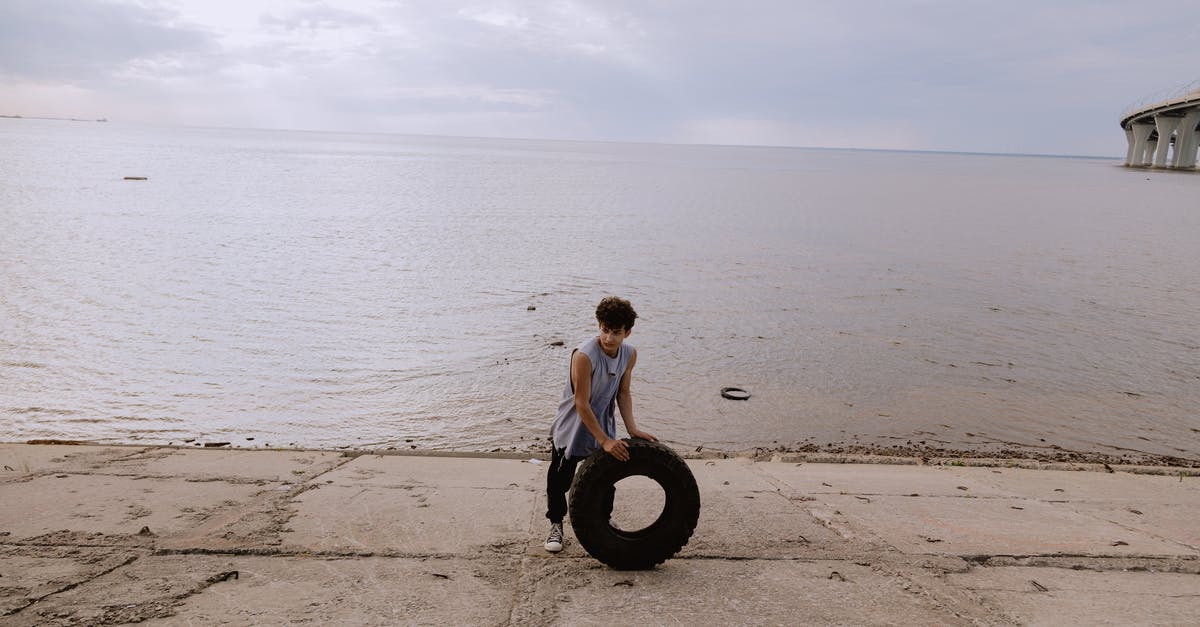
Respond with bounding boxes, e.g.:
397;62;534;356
544;296;657;553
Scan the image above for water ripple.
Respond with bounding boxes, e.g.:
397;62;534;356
1;121;1197;461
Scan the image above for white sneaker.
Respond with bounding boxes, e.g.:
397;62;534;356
544;522;564;553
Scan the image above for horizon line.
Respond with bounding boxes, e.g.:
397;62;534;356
1;114;1118;161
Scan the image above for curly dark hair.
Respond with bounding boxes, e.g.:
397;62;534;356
595;296;637;331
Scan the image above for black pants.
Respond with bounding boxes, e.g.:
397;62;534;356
545;447;614;524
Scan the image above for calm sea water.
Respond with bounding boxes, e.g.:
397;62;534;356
2;119;1197;461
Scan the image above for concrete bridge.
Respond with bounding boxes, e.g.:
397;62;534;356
1121;80;1200;169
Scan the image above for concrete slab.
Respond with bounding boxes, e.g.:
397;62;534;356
760;461;1012;498
688;457;781;492
319;454;544;489
101;448;347;483
614;458;844;559
683;488;846;559
144;556;518;626
970;466;1200;504
518;558;970;626
0;474;270;541
4;554;243;626
818;494;1189;557
282;483;535;555
1071;502;1200;552
949;566;1200;626
0;546;139;615
4;444;1196;625
0;444;133;480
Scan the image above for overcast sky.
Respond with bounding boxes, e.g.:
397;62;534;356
3;0;1200;156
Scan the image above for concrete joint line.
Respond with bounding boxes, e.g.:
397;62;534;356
501;554;530;626
2;553;141;618
888;567;1016;625
30;471;272;485
672;554;835;562
747;462;794;495
505;487;548;624
300;454;356;484
967;554;1200;574
5;541;150;550
153;546;471;560
110;446;174;463
153;458;350;549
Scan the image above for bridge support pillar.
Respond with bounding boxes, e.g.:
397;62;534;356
1128;123;1154;167
1171;111;1200;169
1145;138;1158;166
1153;115;1181;167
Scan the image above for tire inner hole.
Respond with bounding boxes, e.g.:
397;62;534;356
610;475;666;532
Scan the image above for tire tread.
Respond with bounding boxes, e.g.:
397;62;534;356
569;439;700;569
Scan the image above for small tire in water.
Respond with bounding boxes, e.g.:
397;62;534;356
568;438;700;570
720;387;750;400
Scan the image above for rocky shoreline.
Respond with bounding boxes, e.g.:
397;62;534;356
24;436;1200;472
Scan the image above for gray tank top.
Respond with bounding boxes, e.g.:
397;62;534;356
549;336;633;458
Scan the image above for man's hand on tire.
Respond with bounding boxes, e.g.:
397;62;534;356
601;438;630;461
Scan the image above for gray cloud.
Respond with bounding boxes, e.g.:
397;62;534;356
260;4;380;32
0;0;214;83
5;0;1200;154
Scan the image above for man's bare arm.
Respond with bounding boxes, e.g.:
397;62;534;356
617;348;656;442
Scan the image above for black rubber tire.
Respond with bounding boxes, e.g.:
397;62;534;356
721;387;751;400
568;439;701;570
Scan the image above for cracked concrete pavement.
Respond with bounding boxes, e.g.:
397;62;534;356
1;443;1197;625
